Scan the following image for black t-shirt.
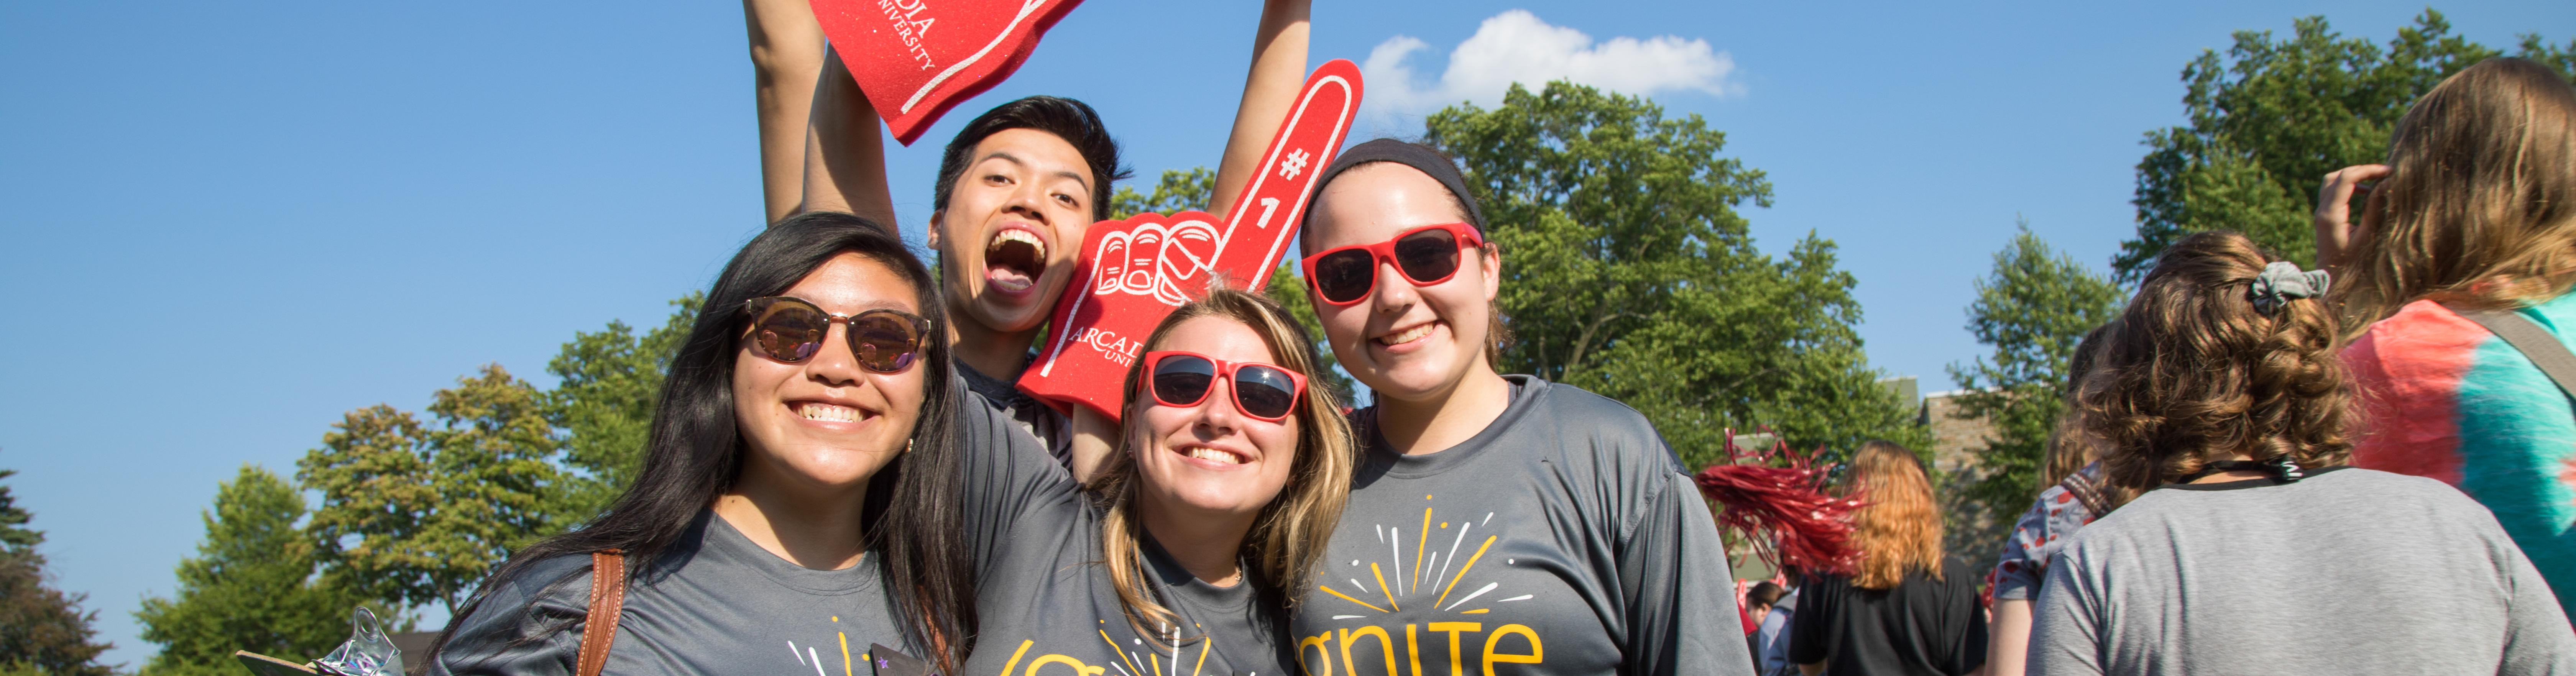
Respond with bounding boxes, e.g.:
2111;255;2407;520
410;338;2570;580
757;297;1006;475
956;354;1071;467
1787;558;1987;676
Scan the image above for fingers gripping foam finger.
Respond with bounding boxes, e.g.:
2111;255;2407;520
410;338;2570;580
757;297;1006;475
1017;60;1365;421
809;0;1087;146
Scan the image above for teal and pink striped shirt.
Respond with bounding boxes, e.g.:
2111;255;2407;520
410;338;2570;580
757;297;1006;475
2343;296;2576;611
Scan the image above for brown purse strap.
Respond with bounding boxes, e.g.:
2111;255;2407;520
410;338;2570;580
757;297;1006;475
575;549;628;676
2443;303;2576;403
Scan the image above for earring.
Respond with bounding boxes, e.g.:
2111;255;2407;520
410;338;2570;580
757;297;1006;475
904;439;915;454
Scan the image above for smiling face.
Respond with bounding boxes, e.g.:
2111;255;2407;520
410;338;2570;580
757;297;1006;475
1303;162;1501;404
732;252;928;494
928;128;1098;334
1131;316;1303;522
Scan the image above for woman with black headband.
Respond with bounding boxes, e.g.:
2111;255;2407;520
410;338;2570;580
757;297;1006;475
1283;139;1754;675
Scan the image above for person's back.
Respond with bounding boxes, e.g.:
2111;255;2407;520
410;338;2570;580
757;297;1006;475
2029;467;2574;675
2311;56;2576;612
1791;559;1985;676
1788;441;1987;676
2343;295;2576;610
2029;229;2576;676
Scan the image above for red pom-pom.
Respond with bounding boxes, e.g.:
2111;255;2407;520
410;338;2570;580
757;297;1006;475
1694;431;1864;576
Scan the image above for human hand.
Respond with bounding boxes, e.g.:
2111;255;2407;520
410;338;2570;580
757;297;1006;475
2314;164;2390;272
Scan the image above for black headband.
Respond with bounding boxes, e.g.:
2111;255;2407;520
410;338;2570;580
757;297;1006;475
1303;138;1487;231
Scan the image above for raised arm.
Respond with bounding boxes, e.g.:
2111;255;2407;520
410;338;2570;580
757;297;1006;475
1204;0;1312;216
743;0;829;223
798;44;898;229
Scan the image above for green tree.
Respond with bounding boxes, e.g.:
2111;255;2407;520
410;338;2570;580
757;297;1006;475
1106;167;1218;220
1426;81;1927;467
1107;166;1355;401
2116;11;2574;280
1942;224;2123;558
135;466;385;676
301;365;565;615
0;467;113;676
546;294;702;521
0;469;38;554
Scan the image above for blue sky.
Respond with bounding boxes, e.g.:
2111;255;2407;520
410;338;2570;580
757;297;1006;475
3;0;2568;667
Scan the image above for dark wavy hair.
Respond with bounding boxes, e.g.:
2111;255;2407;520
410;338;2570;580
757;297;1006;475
2077;230;2353;491
933;95;1132;222
428;212;976;669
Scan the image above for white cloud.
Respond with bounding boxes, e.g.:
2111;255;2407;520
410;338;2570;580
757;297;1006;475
1361;10;1738;126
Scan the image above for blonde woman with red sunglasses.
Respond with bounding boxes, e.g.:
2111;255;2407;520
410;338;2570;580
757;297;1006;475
949;286;1356;676
1284;138;1753;676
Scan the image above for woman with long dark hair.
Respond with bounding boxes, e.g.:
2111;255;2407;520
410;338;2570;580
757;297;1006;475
1283;138;1750;675
428;212;979;674
1787;441;1986;676
953;285;1354;675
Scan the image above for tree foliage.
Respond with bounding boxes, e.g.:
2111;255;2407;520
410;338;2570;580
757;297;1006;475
1426;81;1926;467
134;466;384;676
2116;11;2576;281
1945;225;2122;540
299;365;564;615
0;467;113;676
545;294;702;521
1106;167;1217;221
0;469;38;554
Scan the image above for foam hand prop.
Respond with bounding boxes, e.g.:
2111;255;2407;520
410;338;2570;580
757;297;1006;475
810;0;1085;145
1016;59;1363;421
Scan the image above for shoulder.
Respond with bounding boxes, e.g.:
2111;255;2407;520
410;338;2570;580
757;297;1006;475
1516;379;1681;471
2346;300;2492;375
491;553;599;606
1937;557;1984;594
2311;468;2491;515
438;554;598;672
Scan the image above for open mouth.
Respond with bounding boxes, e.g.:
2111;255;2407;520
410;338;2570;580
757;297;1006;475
1375;322;1440;347
1178;445;1248;465
793;400;874;423
984;228;1048;293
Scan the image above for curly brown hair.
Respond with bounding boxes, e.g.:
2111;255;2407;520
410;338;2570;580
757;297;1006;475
2077;231;2354;491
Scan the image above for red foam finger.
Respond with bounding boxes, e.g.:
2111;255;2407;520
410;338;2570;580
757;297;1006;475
810;0;1086;146
1018;60;1365;421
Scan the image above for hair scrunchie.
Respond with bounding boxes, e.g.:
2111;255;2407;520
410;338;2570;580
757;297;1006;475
2249;261;2330;315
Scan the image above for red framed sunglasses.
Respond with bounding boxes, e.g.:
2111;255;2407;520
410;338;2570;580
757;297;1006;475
1141;351;1308;422
1300;222;1486;305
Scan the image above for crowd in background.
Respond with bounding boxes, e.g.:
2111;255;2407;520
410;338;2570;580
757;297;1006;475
1738;56;2576;676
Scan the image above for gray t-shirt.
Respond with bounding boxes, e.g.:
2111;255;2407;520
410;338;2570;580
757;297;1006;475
430;509;913;675
1288;377;1754;676
957;355;1072;468
2029;467;2576;676
956;386;1293;676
